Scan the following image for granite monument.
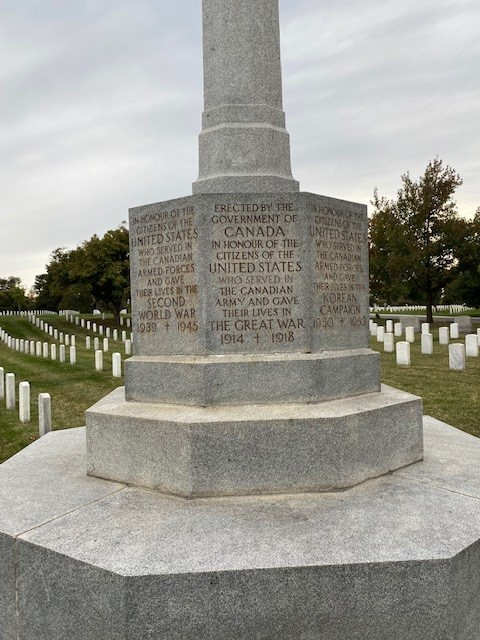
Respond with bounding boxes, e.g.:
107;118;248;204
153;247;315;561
1;1;480;638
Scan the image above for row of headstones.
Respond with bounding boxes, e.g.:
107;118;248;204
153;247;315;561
58;309;132;327
369;320;480;370
0;328;124;376
370;320;478;343
67;315;131;330
0;310;55;316
394;341;474;371
29;314;133;345
370;305;470;314
0;368;51;434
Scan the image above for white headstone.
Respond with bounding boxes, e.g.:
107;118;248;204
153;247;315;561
383;333;395;353
86;336;91;349
449;343;465;370
38;393;52;436
65;334;70;346
112;353;122;378
59;344;66;363
106;328;111;338
43;342;49;358
19;381;30;423
396;341;411;366
439;327;449;345
450;323;459;339
421;333;433;355
465;334;479;358
36;341;42;357
6;373;15;410
71;335;76;347
125;339;132;355
95;350;103;371
421;323;430;335
370;322;378;337
94;337;100;351
386;320;393;333
0;367;4;399
405;326;415;343
70;346;76;365
51;344;57;360
113;329;118;341
376;326;385;343
103;338;109;352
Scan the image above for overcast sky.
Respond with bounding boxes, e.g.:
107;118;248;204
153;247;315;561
1;0;479;291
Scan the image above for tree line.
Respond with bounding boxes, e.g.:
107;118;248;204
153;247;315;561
1;225;129;322
2;159;479;321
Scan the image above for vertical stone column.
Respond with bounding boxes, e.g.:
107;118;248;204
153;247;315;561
193;0;299;193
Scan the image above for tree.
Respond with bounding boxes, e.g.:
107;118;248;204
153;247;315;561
443;208;480;308
0;277;30;311
370;158;464;322
34;225;130;320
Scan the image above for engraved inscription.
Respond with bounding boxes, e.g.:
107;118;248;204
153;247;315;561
130;206;199;340
308;203;369;334
207;201;305;352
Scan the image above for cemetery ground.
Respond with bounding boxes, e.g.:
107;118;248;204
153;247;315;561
0;315;479;463
0;314;124;462
370;324;480;437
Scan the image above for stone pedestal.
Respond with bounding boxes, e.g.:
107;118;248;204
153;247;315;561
2;418;480;639
86;191;424;495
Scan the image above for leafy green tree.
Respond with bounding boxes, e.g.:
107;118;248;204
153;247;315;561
34;225;130;320
443;208;480;308
0;277;30;311
370;158;464;322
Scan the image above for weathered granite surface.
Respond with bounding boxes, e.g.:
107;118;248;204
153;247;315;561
86;384;423;496
193;0;298;193
2;418;480;639
128;192;371;357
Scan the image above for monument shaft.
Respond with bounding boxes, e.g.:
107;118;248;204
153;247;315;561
193;0;299;193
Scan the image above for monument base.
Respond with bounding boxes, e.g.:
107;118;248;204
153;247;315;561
85;384;423;497
1;418;480;639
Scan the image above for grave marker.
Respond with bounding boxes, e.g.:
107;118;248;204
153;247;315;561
38;393;52;436
465;334;479;358
449;343;466;370
421;333;433;355
439;327;449;345
383;333;394;353
396;341;411;366
450;323;459;339
19;382;30;423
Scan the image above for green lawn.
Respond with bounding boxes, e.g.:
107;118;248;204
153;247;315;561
370;324;480;437
0;314;126;462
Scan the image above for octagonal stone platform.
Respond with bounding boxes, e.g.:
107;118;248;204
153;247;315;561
86;384;422;497
1;417;480;639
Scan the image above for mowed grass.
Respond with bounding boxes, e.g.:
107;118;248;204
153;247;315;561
371;324;480;437
0;315;126;462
